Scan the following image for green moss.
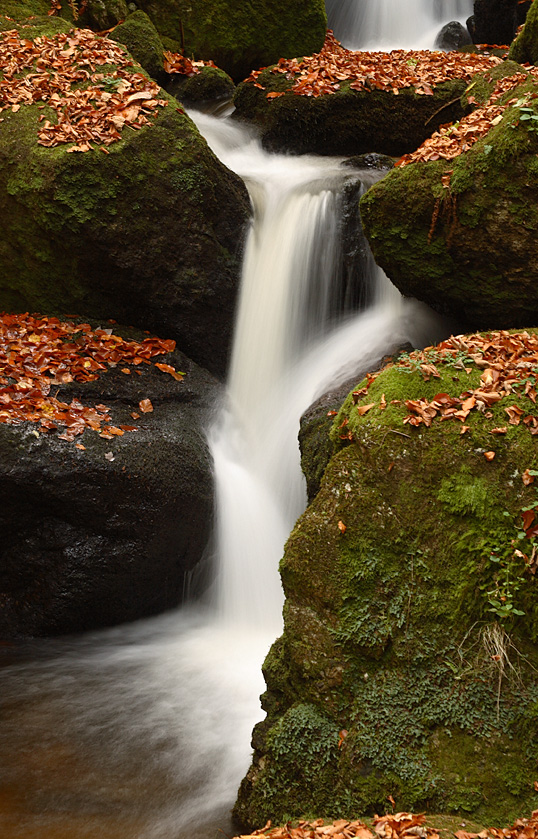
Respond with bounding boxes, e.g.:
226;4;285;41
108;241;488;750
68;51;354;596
509;0;538;64
110;11;164;81
233;75;468;156
168;65;235;104
133;0;327;81
236;343;538;830
360;72;538;327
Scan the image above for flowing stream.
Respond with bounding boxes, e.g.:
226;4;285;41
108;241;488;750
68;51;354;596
326;0;473;49
0;15;455;836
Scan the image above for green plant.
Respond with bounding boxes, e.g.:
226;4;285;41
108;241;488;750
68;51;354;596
516;105;538;133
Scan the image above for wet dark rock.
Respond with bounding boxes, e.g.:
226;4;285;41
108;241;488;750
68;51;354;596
342;153;394;171
435;21;472;51
468;0;531;45
0;328;221;639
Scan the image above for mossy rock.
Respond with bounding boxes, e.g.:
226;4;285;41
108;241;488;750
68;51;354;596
0;24;250;377
110;10;165;82
135;0;327;81
359;66;538;331
233;72;469;156
235;336;538;829
509;0;538;64
166;65;235;105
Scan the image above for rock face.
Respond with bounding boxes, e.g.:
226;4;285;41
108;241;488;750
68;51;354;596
0;20;250;379
509;0;538;64
359;64;538;330
233;74;469;156
235;336;538;830
468;0;531;46
0;325;220;639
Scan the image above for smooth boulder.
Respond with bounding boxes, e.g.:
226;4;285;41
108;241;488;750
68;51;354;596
0;323;220;639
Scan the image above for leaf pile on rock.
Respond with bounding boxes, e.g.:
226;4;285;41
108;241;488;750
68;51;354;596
0;312;181;441
235;811;538;839
235;812;430;839
244;31;501;99
0;27;168;150
350;331;538;439
163;50;217;76
396;69;538;165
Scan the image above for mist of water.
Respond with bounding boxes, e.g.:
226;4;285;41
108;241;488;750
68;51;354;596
326;0;473;49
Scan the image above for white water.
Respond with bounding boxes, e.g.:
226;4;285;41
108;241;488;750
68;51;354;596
326;0;473;49
0;104;450;839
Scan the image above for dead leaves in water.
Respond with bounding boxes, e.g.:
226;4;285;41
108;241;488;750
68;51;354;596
0;312;182;442
0;27;169;150
245;31;500;100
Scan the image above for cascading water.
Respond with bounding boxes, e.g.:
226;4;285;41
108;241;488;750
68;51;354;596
0;108;449;839
326;0;473;49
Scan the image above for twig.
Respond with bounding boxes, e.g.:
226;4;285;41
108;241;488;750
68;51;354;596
424;95;463;127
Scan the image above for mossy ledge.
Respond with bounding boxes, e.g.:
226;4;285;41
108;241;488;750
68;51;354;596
359;64;538;330
234;336;538;830
233;73;468;156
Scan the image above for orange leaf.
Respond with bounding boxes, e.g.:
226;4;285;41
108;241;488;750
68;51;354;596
139;398;153;413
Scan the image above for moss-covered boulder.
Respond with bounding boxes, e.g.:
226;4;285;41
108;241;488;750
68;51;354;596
233;70;469;156
166;65;235;106
509;0;538;64
359;65;538;330
0;23;250;378
133;0;327;81
235;331;538;829
0;317;220;639
110;11;165;82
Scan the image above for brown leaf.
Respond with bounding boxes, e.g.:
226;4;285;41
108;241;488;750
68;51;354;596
139;398;153;413
484;451;496;461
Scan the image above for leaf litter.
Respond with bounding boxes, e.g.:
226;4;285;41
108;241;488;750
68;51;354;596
245;31;501;99
0;312;182;442
234;809;538;839
0;26;169;150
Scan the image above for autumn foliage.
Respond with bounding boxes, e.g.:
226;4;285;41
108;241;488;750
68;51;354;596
0;312;182;443
0;27;169;151
245;31;501;99
234;811;538;839
347;331;538;445
396;70;538;166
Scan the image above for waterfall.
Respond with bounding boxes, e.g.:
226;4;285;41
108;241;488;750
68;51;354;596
193;112;441;637
326;0;474;49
